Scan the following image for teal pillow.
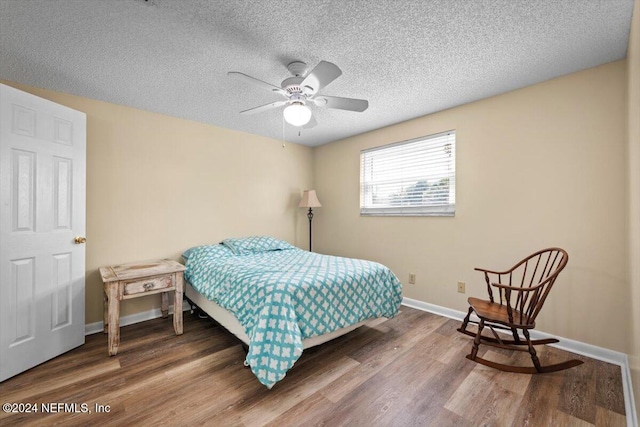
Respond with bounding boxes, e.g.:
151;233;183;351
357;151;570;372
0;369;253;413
182;244;233;261
221;236;295;255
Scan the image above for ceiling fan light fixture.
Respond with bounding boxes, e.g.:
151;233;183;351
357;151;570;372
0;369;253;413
283;103;312;126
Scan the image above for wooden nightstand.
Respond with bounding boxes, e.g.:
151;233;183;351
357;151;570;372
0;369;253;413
99;259;186;356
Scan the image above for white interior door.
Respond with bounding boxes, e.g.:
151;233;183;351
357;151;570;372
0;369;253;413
0;83;86;382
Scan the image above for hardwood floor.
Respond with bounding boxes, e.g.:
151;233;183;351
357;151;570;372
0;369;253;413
0;307;627;426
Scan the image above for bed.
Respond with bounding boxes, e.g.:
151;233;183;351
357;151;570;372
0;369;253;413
183;236;403;388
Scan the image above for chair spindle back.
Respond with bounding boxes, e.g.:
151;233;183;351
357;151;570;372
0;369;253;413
482;248;568;326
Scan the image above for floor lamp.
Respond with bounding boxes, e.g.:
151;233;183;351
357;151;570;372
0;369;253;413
298;190;322;251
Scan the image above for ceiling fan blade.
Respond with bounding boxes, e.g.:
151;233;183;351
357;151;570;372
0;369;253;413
313;95;369;112
228;72;287;96
240;100;287;115
300;61;342;94
302;115;318;129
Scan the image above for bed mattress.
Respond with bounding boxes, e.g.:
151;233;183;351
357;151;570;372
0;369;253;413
184;237;403;388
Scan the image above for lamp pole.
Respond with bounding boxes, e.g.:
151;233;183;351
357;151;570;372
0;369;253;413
298;189;321;252
307;207;314;251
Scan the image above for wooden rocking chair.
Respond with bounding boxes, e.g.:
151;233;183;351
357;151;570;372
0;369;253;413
457;248;583;373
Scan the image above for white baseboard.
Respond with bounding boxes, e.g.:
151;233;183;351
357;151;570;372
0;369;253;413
84;304;191;336
402;297;638;427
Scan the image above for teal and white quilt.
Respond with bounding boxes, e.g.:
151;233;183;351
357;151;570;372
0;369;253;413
184;237;403;389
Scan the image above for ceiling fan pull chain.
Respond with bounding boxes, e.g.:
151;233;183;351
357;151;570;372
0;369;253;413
282;113;286;148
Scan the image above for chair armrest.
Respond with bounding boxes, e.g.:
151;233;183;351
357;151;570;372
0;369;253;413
474;267;508;275
491;282;543;292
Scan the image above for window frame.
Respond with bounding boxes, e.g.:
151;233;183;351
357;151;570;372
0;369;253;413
359;130;456;217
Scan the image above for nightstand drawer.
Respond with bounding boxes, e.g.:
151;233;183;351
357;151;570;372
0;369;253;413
123;275;173;296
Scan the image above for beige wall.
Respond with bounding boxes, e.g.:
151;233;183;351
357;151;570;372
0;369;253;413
627;0;640;414
1;80;314;324
314;61;629;353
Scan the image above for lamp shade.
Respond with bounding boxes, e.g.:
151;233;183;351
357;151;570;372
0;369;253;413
283;104;312;127
299;190;322;208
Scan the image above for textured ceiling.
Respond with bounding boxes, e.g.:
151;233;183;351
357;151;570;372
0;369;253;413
0;0;635;147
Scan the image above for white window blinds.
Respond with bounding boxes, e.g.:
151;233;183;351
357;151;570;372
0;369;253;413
360;131;456;216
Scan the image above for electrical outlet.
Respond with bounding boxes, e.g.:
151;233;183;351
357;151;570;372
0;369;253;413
457;281;466;293
408;273;416;284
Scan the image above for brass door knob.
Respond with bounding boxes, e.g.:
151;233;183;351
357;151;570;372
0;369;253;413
74;236;87;244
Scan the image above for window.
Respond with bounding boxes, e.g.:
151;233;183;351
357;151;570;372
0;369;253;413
360;131;456;216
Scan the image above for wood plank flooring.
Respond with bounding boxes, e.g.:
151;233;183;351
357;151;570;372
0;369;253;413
0;307;627;426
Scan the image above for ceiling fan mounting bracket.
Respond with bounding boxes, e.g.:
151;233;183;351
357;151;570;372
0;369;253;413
286;61;308;77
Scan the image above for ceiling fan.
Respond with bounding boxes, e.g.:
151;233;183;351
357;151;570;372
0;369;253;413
228;60;368;127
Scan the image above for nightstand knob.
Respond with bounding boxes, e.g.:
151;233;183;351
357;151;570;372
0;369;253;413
74;236;87;244
143;283;154;290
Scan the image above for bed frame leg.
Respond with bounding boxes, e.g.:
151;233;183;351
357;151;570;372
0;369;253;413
184;297;197;315
241;344;250;368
